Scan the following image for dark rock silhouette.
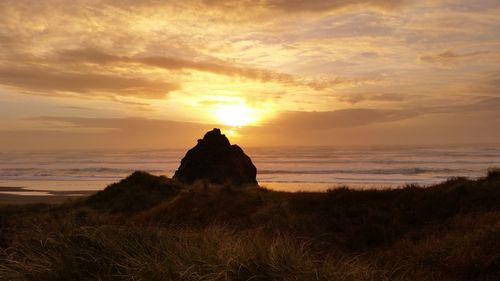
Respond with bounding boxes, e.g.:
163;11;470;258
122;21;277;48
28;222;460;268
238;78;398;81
173;128;258;185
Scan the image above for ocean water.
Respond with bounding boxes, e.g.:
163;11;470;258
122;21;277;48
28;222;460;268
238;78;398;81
0;145;499;193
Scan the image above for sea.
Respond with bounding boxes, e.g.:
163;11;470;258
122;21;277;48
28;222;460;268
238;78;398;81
1;145;499;196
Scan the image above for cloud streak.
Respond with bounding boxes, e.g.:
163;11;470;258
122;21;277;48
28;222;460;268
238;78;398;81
201;0;407;14
0;66;179;99
264;108;419;130
263;0;407;12
420;50;492;65
56;48;353;90
336;93;417;104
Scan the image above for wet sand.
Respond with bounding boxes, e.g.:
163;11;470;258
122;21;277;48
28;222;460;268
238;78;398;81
0;186;95;205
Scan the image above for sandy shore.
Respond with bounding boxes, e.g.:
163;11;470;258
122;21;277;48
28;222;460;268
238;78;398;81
0;186;95;205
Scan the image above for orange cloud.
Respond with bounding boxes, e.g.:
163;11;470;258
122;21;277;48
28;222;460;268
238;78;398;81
56;48;354;90
201;0;407;14
262;0;407;12
0;66;179;99
420;50;492;65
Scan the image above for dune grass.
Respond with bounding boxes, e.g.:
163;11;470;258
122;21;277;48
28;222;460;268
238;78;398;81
0;224;387;281
0;170;499;280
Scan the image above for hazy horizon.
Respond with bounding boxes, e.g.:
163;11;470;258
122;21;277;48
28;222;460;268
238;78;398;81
2;139;500;152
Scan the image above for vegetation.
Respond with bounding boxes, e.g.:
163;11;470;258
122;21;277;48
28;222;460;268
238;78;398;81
0;170;499;280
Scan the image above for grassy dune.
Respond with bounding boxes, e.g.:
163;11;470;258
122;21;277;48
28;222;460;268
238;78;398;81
1;170;499;280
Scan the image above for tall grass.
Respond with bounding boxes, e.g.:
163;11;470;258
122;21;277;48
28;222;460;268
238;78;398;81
0;224;386;281
0;170;499;280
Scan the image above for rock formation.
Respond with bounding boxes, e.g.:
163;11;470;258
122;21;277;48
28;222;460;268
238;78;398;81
173;128;258;185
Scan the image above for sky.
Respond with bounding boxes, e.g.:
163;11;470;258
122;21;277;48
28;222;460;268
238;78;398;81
0;0;499;150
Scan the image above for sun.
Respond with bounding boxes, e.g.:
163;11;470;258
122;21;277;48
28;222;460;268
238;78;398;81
215;103;257;127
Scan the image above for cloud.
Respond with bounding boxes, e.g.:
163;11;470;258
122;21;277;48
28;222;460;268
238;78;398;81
0;34;16;47
259;108;420;131
263;0;407;12
35;97;498;133
56;48;351;90
419;50;491;65
202;0;407;13
452;97;500;112
336;92;416;104
197;99;239;106
27;116;205;132
0;116;215;150
29;106;421;134
253;96;500;133
0;66;178;99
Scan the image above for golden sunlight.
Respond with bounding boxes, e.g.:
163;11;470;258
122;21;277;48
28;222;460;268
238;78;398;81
224;129;240;138
215;103;258;127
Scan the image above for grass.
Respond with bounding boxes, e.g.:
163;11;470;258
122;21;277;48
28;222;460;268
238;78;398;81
0;170;499;280
84;171;184;212
0;225;384;281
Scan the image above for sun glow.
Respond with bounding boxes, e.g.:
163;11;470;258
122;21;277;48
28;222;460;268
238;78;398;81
215;104;257;127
